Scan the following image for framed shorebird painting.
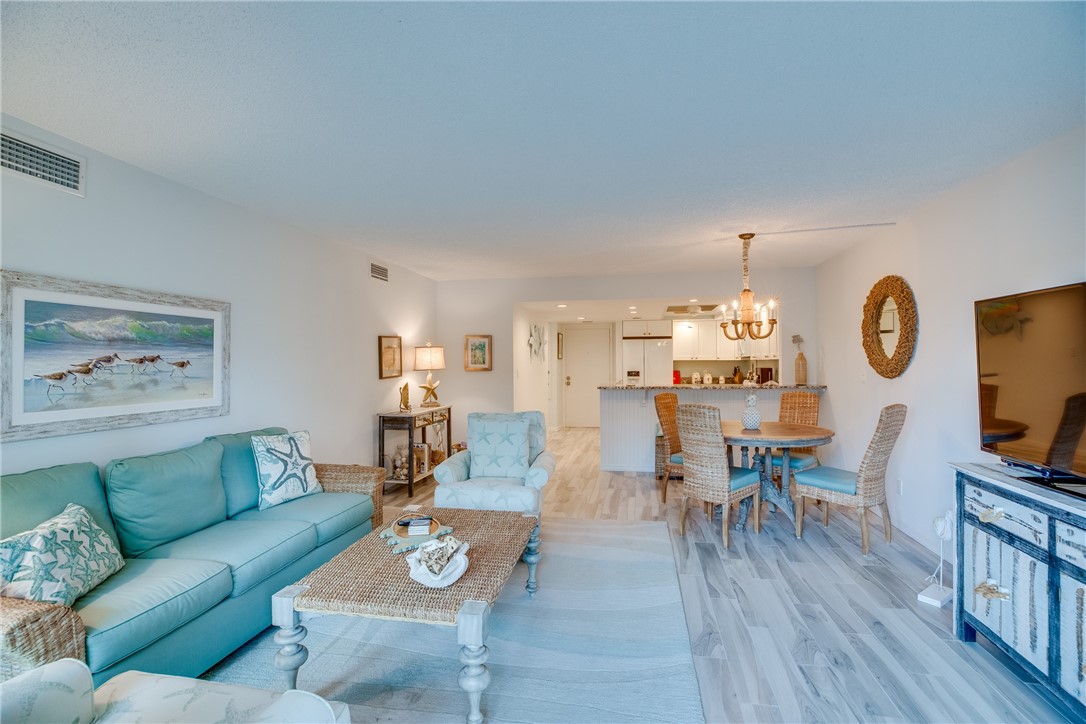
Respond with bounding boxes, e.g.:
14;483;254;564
1;270;230;441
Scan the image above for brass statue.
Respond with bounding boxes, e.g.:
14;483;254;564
399;383;410;412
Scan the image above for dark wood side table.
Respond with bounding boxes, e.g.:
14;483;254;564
377;405;451;497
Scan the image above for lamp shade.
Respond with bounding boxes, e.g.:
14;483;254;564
414;345;446;371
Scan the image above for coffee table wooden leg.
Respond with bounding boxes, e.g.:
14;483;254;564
272;585;310;690
523;522;541;596
457;600;491;724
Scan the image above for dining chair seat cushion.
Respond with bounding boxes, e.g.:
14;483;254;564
670;453;684;465
433;477;542;514
729;466;760;490
769;451;819;472
793;466;858;495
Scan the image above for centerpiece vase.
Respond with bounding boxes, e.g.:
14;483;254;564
742;394;761;430
795;351;808;386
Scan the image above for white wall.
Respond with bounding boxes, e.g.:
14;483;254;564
816;126;1086;553
0;115;438;475
511;306;553;425
435;267;819;437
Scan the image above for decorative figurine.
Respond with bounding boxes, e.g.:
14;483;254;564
399;383;411;412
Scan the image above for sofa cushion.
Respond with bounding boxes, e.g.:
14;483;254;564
205;427;288;517
232;492;372;546
105;441;227;557
1;504;124;606
251;431;323;510
434;477;541;514
74;558;232;673
137;519;316;596
467;411;546;464
1;462;119;548
468;419;530;480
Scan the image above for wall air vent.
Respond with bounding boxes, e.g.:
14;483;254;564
370;263;389;282
1;132;85;197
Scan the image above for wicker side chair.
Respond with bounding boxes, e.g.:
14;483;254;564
793;403;907;555
770;391;822;483
314;463;386;527
654;393;684;503
676;403;761;548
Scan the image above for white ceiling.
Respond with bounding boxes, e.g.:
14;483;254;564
2;2;1082;283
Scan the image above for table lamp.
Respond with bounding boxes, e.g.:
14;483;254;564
414;341;446;408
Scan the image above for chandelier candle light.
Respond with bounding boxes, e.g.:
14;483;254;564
414;341;446;408
721;233;778;341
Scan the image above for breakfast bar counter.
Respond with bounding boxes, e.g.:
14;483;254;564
598;384;826;473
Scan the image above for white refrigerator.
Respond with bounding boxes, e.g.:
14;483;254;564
622;338;673;386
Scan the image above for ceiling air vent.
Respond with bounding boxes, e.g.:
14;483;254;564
370;263;389;282
1;132;85;197
665;304;718;315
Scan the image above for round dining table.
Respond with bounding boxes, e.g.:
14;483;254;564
720;420;835;531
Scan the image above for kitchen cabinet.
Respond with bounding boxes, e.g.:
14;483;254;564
673;319;729;360
673;319;772;361
622;320;672;338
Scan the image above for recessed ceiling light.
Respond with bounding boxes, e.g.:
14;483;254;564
577;316;585;320
556;304;567;308
689;298;698;303
628;306;637;310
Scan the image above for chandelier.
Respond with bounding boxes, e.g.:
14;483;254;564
720;233;778;341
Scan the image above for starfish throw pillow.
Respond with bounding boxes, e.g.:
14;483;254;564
0;503;125;606
251;430;324;510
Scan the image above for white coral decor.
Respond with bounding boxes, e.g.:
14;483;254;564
406;536;470;588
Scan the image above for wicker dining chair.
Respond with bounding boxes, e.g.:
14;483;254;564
1046;392;1086;470
770;391;822;484
793;403;907;555
676;403;761;548
654;393;684;503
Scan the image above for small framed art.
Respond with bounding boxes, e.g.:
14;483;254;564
464;334;492;371
378;335;402;379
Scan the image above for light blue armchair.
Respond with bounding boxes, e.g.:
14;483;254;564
433;411;556;595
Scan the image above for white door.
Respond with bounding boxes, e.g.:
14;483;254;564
563;328;612;427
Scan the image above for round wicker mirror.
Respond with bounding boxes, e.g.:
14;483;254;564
861;275;918;378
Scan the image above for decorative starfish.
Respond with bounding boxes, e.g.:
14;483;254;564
421;378;440;404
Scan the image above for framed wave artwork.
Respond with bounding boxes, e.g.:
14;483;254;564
1;270;230;441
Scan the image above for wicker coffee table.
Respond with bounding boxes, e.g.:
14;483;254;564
271;507;539;724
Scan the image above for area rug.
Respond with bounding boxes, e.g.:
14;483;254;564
204;517;704;723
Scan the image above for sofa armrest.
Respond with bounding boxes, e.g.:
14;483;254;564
0;597;86;681
433;450;471;484
525;450;557;491
314;463;386;528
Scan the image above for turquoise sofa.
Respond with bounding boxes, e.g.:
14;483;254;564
0;427;384;685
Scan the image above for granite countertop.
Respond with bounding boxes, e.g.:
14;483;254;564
598;384;827;390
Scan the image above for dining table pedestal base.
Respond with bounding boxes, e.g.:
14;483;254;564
723;423;834;533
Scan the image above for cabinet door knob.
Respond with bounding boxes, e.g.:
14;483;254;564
978;507;1005;523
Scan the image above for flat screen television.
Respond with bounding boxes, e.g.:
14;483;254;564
975;282;1086;499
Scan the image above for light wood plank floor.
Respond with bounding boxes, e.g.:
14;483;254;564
384;427;1074;723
